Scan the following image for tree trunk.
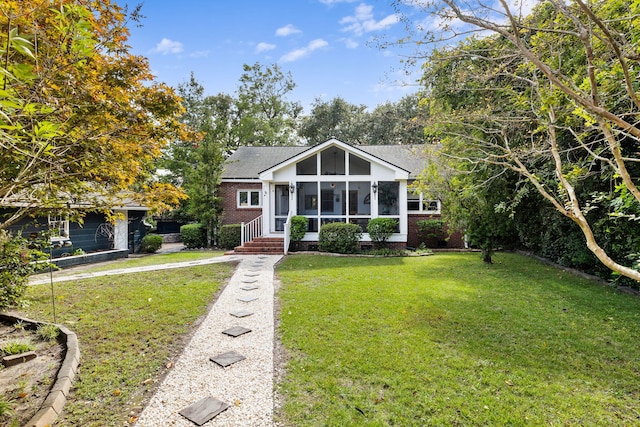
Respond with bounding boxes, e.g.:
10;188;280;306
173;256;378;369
481;248;493;264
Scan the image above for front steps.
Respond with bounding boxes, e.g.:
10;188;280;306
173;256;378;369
232;237;284;254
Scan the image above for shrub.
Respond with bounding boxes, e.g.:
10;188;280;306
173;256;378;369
0;230;49;308
290;216;308;241
218;224;241;250
36;324;60;342
141;234;163;253
367;217;398;248
180;224;207;249
289;216;307;251
417;219;446;248
318;222;362;254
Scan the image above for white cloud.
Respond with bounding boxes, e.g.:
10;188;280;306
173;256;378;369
255;42;277;53
189;50;210;58
340;3;400;36
152;38;184;55
276;24;302;37
280;38;328;62
344;38;359;49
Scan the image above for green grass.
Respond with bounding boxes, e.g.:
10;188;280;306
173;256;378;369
68;250;225;274
276;252;640;426
19;261;236;427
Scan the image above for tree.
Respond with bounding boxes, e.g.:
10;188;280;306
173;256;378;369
299;94;427;146
368;94;429;145
234;62;302;147
397;0;640;282
299;97;368;145
0;0;188;230
162;74;230;246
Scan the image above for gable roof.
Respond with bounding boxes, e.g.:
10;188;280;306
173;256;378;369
221;141;429;180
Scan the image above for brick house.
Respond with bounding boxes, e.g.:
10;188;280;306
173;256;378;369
220;138;464;251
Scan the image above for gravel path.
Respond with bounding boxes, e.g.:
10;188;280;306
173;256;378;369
134;254;282;427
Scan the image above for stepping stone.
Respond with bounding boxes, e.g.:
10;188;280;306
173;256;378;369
179;396;229;426
210;350;246;367
241;285;259;291
245;272;259;277
222;326;251;337
241;278;257;283
258;255;268;259
238;295;257;303
230;310;253;318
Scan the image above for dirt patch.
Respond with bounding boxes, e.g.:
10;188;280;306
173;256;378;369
0;319;64;426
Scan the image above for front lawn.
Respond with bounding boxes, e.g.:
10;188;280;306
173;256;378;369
276;252;640;426
61;250;226;274
19;261;236;426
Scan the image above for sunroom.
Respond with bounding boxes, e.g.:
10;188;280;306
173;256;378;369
258;139;410;245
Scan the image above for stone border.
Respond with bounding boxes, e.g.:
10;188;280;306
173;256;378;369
0;313;80;427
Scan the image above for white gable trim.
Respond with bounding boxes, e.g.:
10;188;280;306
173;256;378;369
258;139;410;181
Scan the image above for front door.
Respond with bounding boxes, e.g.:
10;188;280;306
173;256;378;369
273;184;290;232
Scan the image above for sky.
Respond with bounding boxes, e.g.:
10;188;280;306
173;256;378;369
119;1;423;112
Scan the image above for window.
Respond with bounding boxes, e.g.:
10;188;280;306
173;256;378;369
424;200;440;213
48;215;69;237
238;190;261;208
296;155;317;175
349;154;370;175
407;191;441;214
321;148;345;175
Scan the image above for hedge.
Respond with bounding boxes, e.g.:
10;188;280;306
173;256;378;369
180;223;207;249
219;224;242;250
318;222;362;254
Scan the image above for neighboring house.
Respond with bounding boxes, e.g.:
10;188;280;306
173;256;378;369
220;138;464;251
2;201;149;258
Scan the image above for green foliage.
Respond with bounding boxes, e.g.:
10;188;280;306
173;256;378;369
366;247;407;256
367;217;398;248
413;0;640;280
180;224;207;249
299;94;427;145
163;75;227;246
140;234;163;253
1;341;35;356
318;222;362;254
0;230;49;308
36;324;60;342
417;219;447;248
0;1;188;229
218;224;241;250
235;62;302;147
0;396;12;417
289;216;308;242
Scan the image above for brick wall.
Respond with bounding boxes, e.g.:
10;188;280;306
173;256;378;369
219;182;262;225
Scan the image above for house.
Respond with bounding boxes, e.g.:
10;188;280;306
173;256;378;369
220;138;464;252
2;200;149;264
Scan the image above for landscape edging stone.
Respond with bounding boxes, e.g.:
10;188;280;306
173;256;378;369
0;313;80;427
